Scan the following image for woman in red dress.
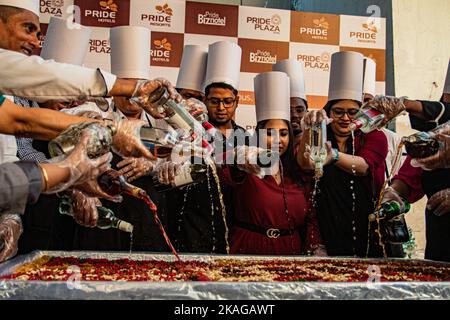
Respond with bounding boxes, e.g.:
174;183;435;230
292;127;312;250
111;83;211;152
220;71;322;256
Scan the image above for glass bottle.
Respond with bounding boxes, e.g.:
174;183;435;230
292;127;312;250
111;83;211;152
139;126;179;159
349;104;385;133
48;121;116;159
402;131;440;159
59;196;134;233
309;119;328;178
368;199;411;222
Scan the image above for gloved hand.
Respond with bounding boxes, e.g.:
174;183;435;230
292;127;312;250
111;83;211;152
411;122;450;170
45;132;113;194
427;188;450;216
130;78;182;119
0;214;23;262
364;95;407;126
381;186;407;213
233;145;277;178
183;98;208;122
70;189;101;228
111;119;155;160
300;109;331;131
154;160;182;185
117;157;155;182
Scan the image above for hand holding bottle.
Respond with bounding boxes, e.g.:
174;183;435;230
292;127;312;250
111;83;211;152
69;189;101;228
364;95;407;127
117;157;155;182
427;188;450;216
300;109;331;131
381;186;407;213
131;78;182;119
111;119;155;160
155;160;182;185
234;146;269;178
183;98;208;122
0;214;23;263
45;132;113;194
410;123;450;170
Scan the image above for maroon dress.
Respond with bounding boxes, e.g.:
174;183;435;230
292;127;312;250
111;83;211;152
220;168;321;255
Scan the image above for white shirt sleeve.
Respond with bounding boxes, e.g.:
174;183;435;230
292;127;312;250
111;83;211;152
0;49;117;102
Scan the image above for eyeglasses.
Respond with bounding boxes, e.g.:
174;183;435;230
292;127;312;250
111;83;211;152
207;97;236;108
331;108;359;118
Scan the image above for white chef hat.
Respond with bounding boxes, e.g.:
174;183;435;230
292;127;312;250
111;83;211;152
0;0;39;16
176;45;208;93
203;41;242;92
444;59;450;94
328;51;364;103
40;17;92;66
272;59;307;101
363;57;377;97
254;71;290;123
110;26;151;79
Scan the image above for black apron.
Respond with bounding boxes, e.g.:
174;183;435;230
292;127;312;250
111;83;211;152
73;153;169;252
316;130;384;257
19;140;76;254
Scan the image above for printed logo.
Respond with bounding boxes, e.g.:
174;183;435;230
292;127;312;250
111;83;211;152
239;91;256;105
185;1;238;37
100;0;118;12
197;11;226;27
140;3;173;28
296;51;331;71
349;21;378;44
150;32;183;67
239;38;289;73
76;0;129;27
249;50;277;64
291;12;340;45
40;0;64;15
89;38;110;54
246;14;282;34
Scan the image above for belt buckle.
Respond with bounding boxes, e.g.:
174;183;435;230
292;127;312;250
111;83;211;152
266;228;281;239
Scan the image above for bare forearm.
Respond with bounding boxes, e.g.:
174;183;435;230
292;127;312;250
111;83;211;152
404;99;425;120
107;78;138;97
390;179;410;199
39;163;71;191
335;153;369;176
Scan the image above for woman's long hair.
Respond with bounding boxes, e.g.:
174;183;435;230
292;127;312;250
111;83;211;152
254;119;303;186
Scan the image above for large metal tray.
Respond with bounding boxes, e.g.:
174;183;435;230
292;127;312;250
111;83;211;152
0;250;449;300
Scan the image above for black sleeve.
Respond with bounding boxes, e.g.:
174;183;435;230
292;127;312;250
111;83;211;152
409;101;450;131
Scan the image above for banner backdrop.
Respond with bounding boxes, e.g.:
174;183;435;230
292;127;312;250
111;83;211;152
38;0;386;131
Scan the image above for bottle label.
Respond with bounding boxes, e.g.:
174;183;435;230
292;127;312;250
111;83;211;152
172;166;194;187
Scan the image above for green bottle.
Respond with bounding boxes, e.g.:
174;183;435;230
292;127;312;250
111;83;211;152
59;196;134;233
369;200;411;222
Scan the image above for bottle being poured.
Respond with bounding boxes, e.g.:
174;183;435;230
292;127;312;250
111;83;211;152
97;169;180;261
348;103;385;133
132;85;215;154
59;195;134;233
402;131;440;159
368;199;411;222
309;119;328;178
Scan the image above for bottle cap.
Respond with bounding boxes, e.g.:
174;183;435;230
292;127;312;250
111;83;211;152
118;221;134;233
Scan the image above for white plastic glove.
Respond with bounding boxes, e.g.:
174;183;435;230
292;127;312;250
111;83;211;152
130;78;182;119
117;157;155;182
381;186;407;213
300;109;331;132
427;188;450;216
233;145;278;178
45;132;113;194
154;159;182;185
0;214;23;262
364;95;407;126
70;189;101;228
111;119;155;160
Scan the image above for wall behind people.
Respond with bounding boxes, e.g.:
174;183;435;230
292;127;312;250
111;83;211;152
36;0;387;132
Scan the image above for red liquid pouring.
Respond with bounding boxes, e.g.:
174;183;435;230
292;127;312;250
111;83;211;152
98;170;180;261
